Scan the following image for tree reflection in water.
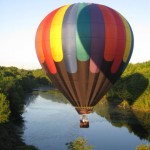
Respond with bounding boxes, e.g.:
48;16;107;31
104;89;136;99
66;136;95;150
32;89;150;142
94;98;150;142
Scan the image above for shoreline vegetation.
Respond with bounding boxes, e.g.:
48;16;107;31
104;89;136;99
0;60;150;150
106;61;150;112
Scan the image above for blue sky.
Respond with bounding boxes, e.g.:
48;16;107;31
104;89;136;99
0;0;150;69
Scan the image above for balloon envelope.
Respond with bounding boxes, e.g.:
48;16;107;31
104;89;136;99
35;3;134;114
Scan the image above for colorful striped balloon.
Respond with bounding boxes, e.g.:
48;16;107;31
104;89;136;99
35;3;134;114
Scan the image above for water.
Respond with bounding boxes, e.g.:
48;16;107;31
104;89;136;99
22;89;150;150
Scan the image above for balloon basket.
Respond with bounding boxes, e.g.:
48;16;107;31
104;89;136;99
80;114;89;128
75;107;92;128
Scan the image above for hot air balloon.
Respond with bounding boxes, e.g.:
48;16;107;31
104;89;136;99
35;3;134;127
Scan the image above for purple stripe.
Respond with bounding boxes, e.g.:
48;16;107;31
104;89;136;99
62;4;79;73
89;4;105;73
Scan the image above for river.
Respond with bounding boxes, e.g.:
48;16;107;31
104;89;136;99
22;89;150;150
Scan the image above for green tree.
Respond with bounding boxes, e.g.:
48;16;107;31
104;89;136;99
0;93;11;123
136;144;150;150
67;137;95;150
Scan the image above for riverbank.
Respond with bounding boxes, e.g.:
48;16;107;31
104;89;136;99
0;123;38;150
0;67;47;150
94;97;150;142
21;90;150;150
106;61;150;112
0;61;150;149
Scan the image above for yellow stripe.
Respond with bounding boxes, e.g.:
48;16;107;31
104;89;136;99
120;14;132;62
50;5;70;62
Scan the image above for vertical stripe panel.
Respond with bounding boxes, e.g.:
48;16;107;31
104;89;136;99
76;3;91;61
89;4;105;73
98;5;117;61
128;24;134;61
119;14;132;62
50;5;70;62
109;9;126;73
62;4;78;73
121;24;134;71
42;9;60;74
35;20;45;64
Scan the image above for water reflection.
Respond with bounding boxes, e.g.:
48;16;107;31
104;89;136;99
66;136;95;150
33;89;68;103
22;89;150;150
31;89;150;142
94;99;150;142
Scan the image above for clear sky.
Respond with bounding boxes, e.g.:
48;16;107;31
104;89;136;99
0;0;150;69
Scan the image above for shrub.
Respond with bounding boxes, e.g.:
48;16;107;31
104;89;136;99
67;137;95;150
136;144;150;150
0;93;11;123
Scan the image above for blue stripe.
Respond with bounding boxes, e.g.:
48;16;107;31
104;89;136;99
62;4;79;73
128;24;134;63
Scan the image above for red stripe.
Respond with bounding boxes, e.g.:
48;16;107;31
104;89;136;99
42;8;61;74
98;5;117;62
109;8;126;73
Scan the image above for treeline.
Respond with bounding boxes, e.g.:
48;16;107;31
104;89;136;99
1;60;150;123
0;66;51;150
0;66;53;150
0;61;150;149
107;60;150;112
0;66;52;123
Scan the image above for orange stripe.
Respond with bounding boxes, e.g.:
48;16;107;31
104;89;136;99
35;20;45;64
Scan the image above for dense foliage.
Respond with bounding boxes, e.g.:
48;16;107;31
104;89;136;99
66;137;94;150
0;93;10;123
107;61;150;112
0;61;150;123
136;144;150;150
0;62;149;150
0;67;52;150
94;98;150;142
0;66;52;123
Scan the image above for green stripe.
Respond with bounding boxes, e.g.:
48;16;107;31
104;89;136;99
76;3;91;61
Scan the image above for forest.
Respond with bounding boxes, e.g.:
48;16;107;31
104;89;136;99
0;67;51;150
0;60;150;150
106;60;150;112
0;61;150;124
